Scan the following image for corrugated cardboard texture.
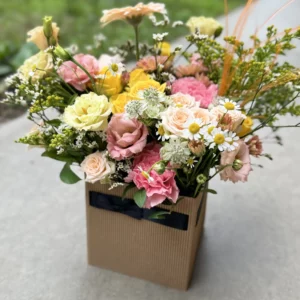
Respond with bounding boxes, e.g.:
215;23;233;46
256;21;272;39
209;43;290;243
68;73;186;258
85;183;207;290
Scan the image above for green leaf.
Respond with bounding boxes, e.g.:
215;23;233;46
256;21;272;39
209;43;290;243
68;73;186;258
60;163;81;184
45;119;62;127
203;188;217;194
133;189;146;208
41;150;77;163
122;183;135;200
148;210;171;219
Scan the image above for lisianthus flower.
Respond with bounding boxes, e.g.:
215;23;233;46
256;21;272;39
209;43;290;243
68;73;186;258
174;63;204;78
100;2;166;26
106;113;148;160
237;116;254;137
27;23;60;50
183;118;204;140
58;53;99;91
136;55;172;72
63;92;111;131
220;140;252;183
186;16;223;37
171;77;218;109
246;135;263;157
125;143;179;209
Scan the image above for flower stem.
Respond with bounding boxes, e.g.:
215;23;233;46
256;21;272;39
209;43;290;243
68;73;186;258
70;57;97;93
134;25;140;61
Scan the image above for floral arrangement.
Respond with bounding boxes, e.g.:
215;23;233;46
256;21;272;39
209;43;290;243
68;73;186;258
3;2;300;210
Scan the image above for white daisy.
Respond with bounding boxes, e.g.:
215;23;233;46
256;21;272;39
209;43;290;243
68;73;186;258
225;131;239;151
138;166;154;183
200;121;218;143
186;156;197;168
108;62;125;76
209;128;231;151
156;122;170;141
219;98;241;111
183;118;204;140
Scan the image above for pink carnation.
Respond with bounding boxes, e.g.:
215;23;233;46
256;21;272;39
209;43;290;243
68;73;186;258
125;144;179;208
171;77;218;108
107;113;148;160
58;53;99;91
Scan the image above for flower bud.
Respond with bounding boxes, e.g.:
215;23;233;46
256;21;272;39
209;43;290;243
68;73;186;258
233;159;243;171
153;161;166;175
43;16;53;39
188;140;205;156
183;166;192;174
196;174;207;184
53;45;72;61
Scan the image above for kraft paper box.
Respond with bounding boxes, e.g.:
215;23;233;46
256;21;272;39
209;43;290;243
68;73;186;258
85;182;207;290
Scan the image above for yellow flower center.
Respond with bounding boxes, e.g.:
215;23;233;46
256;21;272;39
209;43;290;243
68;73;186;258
189;123;200;134
214;133;225;145
111;63;119;72
157;125;165;136
176;103;183;108
187;158;194;166
207;126;215;135
224;102;235;110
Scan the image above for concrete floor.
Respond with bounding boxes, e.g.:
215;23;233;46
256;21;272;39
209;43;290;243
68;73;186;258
1;1;300;299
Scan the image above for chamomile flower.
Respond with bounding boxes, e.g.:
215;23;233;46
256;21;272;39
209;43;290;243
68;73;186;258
186;156;197;168
108;62;125;76
209;128;230;151
156;122;170;141
219;98;240;111
138;166;154;183
200;121;218;143
225;131;239;151
183;118;204;140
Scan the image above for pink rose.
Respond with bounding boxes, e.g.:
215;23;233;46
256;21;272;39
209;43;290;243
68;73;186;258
125;144;179;208
220;140;252;183
107;113;148;160
58;53;99;91
171;77;218;109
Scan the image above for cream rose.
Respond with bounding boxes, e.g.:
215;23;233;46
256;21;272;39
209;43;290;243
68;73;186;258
18;51;53;82
81;151;115;183
63;92;111;131
186;16;223;37
170;93;199;109
161;106;193;137
191;107;212;123
27;23;60;50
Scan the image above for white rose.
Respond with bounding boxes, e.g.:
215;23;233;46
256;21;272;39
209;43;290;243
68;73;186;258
81;151;115;183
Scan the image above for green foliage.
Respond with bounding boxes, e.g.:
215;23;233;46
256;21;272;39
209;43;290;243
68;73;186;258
133;189;147;208
59;162;81;184
148;210;171;219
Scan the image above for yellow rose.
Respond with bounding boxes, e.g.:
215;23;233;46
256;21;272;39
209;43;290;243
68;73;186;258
18;51;53;82
95;67;123;97
128;68;150;88
155;42;171;56
110;92;130;114
128;79;166;99
237;116;253;137
27;23;60;50
63;92;111;131
186;16;223;37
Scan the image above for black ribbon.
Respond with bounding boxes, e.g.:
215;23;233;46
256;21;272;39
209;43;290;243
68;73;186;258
89;191;189;231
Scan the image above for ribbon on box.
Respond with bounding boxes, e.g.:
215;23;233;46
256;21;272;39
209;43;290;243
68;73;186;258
89;191;189;231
